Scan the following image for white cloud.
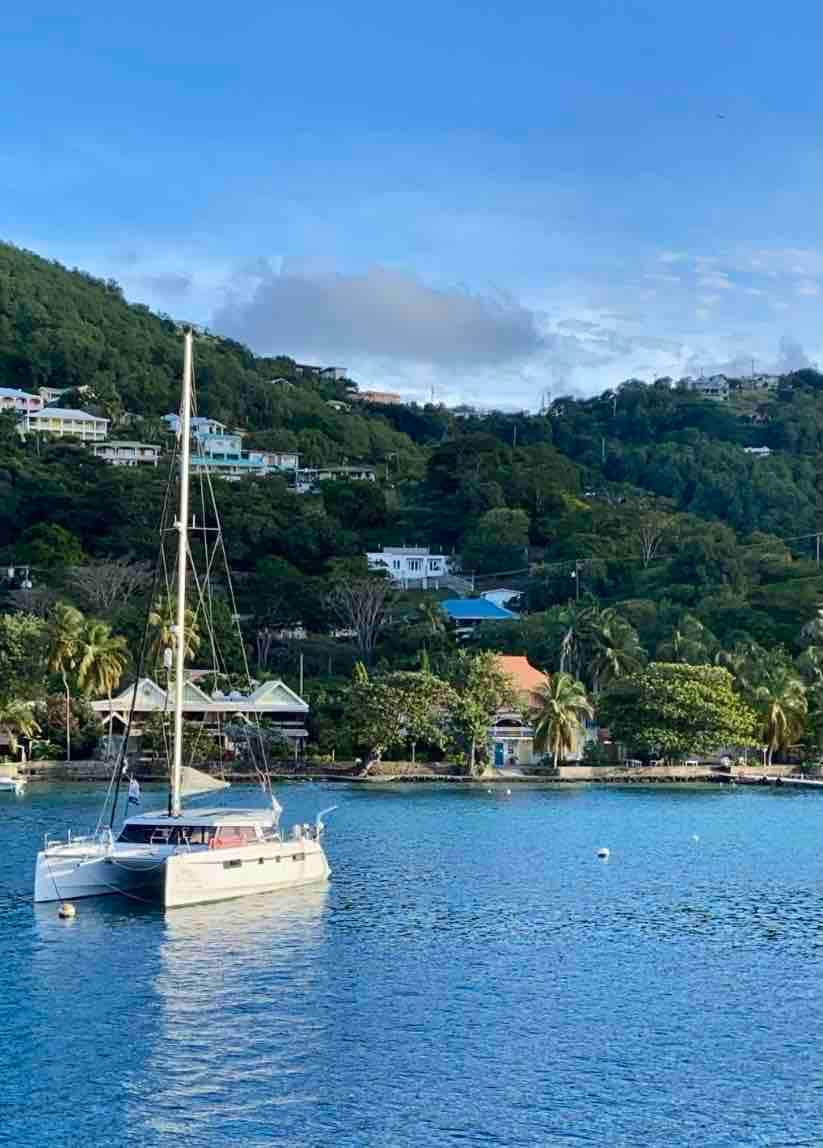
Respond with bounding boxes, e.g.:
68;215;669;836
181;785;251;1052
796;280;820;297
697;273;733;290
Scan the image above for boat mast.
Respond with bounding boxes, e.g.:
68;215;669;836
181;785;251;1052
170;330;193;817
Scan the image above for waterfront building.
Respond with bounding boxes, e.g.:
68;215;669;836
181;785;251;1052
489;655;596;768
93;676;310;753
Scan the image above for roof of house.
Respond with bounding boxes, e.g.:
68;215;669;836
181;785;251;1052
29;407;107;421
0;386;40;400
440;598;516;621
92;676;308;715
493;655;548;697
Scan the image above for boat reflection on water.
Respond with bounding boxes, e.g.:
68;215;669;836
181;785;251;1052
141;886;332;1141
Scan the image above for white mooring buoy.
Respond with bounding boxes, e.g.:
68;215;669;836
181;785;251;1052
597;847;610;859
58;902;76;919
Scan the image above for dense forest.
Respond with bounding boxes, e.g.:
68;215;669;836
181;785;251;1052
0;240;820;768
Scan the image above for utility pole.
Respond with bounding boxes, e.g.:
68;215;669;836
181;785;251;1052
817;533;821;567
299;651;304;698
601;436;606;464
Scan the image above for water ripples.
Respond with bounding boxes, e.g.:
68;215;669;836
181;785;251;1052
1;783;821;1146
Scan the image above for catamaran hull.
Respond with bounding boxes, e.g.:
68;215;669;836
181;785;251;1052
34;846;168;903
164;839;330;909
34;839;330;908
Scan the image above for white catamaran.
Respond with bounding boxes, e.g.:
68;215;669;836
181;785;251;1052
34;332;333;909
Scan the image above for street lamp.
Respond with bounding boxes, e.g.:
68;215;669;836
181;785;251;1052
570;561;581;602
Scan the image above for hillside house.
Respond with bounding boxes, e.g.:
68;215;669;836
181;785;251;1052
367;547;449;588
90;441;161;467
354;390;403;405
441;597;515;636
295;464;376;493
18;407;109;441
163;414;298;479
0;387;43;415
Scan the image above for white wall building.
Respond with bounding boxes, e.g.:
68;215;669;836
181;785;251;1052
294;465;375;493
90;441;161;467
367;547;450;588
19;407;109;441
0;387;43;415
679;375;729;401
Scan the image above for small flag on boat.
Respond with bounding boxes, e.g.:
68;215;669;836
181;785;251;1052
128;776;141;806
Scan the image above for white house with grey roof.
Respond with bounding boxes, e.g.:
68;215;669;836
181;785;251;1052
18;407;109;441
367;546;450;588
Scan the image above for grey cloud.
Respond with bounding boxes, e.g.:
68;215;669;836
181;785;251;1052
775;336;811;372
212;266;546;367
137;272;193;298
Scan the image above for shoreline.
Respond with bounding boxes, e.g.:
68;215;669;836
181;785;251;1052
12;761;808;789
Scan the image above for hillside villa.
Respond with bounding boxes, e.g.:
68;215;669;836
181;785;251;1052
90;441;161;467
367;546;450;588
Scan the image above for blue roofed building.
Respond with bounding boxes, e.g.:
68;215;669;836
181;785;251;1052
441;598;516;636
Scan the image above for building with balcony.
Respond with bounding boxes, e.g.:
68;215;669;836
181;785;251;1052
93;676;310;755
0;387;43;416
163;414;298;480
367;547;449;588
19;407;109;441
90;440;161;467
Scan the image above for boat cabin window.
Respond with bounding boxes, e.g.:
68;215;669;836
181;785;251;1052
118;824;217;845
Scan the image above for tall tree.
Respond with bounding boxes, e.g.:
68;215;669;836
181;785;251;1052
326;576;392;665
0;699;40;759
751;666;807;766
148;594;201;669
76;619;130;758
46;602;84;761
599;663;758;762
444;649;518;776
533;672;594;769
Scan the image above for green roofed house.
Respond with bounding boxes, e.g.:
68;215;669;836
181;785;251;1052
92;676;309;757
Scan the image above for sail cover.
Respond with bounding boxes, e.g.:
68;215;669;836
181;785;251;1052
180;765;230;798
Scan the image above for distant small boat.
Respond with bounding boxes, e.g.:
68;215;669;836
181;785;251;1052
0;776;25;795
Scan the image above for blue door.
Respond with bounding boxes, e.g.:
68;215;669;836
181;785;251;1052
494;742;504;766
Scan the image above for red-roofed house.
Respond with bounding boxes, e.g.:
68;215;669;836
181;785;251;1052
490;655;596;767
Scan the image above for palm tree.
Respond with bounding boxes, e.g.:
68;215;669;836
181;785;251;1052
77;620;130;759
588;608;645;694
418;599;445;637
753;667;807;766
148;594;201;671
0;700;40;759
657;614;717;665
533;672;595;770
47;602;84;761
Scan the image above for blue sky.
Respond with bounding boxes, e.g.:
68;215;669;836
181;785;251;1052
3;1;820;406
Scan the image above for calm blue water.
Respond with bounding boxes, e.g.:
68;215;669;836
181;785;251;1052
1;782;821;1147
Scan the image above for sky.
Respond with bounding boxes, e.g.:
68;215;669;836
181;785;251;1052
2;1;820;408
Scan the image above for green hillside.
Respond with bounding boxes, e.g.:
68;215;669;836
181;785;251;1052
0;240;820;764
